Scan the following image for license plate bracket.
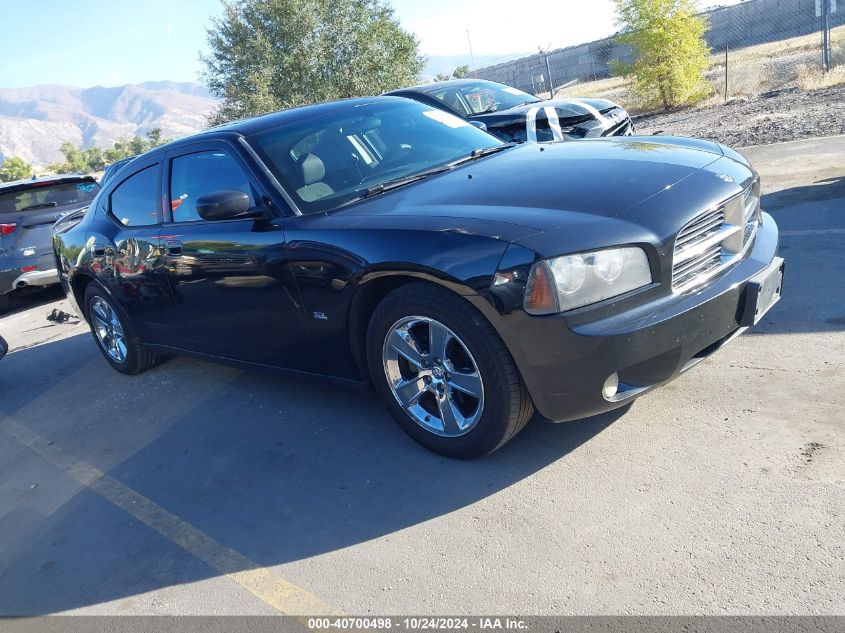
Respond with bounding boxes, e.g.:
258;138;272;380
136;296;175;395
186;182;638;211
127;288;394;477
741;257;785;326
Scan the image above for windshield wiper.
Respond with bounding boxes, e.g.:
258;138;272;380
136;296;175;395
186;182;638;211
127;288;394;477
353;144;517;202
18;202;57;211
363;164;455;198
468;144;515;159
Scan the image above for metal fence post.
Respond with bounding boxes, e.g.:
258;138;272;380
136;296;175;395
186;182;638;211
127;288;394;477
724;45;729;101
822;0;831;72
544;52;555;98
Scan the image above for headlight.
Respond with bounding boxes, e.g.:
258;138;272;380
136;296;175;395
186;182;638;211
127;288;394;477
524;246;652;314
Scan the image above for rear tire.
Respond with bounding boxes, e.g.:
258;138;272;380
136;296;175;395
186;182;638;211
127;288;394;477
84;283;161;375
367;282;533;459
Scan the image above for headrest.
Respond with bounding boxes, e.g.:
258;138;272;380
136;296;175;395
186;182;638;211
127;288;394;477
300;153;326;185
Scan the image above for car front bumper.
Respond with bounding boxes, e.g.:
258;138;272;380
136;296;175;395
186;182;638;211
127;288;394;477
506;212;781;422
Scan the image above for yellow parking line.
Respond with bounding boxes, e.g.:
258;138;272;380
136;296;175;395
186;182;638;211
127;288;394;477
1;417;341;617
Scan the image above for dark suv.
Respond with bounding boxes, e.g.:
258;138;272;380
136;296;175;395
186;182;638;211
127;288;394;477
0;175;100;312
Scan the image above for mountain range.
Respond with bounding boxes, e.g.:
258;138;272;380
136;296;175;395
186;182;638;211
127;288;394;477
0;64;525;168
0;82;219;167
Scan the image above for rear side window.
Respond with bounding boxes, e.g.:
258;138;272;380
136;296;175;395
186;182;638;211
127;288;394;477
169;151;255;223
110;166;159;226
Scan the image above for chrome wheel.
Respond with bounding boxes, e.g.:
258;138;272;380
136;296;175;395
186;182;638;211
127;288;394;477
90;296;127;364
382;316;484;437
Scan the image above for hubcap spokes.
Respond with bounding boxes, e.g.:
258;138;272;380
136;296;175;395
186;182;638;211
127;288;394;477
91;297;127;364
383;316;484;437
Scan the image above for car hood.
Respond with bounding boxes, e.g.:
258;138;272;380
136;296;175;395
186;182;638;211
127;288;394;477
343;137;729;235
476;97;622;122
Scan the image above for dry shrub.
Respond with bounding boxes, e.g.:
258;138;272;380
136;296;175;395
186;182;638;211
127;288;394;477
797;64;845;90
833;40;845;68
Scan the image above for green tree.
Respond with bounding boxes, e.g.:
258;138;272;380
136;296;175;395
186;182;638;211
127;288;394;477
434;73;452;82
202;0;425;124
614;0;710;110
452;64;470;79
0;157;33;183
49;129;168;174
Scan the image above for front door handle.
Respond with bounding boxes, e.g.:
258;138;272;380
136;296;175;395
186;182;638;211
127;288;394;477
165;240;183;256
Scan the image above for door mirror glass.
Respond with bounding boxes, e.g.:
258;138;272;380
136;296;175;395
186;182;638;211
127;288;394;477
195;190;252;221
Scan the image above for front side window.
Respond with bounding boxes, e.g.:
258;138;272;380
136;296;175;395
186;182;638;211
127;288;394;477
110;166;159;227
249;100;503;214
169;150;256;223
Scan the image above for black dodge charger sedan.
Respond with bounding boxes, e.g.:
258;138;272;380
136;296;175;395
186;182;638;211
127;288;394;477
53;97;783;458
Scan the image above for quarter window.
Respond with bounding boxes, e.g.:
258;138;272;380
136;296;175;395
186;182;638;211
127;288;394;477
110;166;159;226
169;150;255;222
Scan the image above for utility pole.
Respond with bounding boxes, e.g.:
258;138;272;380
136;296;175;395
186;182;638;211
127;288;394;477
539;45;555;98
467;28;477;78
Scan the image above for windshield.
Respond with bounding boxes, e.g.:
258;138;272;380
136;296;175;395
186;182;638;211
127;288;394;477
419;80;539;116
249;99;503;214
0;180;99;214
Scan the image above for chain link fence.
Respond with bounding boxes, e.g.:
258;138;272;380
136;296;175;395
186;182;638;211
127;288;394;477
474;0;845;115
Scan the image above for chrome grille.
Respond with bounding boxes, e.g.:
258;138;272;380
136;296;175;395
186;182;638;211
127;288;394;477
672;184;761;292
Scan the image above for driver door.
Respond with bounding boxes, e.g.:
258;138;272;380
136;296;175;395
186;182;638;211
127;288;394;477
158;140;318;372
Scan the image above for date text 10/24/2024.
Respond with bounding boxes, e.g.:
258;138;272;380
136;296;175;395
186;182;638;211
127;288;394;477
306;618;528;630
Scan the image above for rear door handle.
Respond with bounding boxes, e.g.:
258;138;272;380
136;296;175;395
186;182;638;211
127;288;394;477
165;240;183;256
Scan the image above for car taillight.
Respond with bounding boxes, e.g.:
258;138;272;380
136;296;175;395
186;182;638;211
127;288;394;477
0;223;17;235
21;265;37;272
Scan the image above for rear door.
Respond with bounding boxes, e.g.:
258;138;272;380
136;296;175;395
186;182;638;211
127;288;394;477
86;160;173;342
158;140;316;370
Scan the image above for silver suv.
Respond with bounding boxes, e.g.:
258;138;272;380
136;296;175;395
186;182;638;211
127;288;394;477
0;175;100;312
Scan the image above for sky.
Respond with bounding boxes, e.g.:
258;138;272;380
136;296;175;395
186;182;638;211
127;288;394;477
0;0;745;88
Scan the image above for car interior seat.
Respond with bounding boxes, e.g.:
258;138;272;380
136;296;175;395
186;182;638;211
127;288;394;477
296;154;335;202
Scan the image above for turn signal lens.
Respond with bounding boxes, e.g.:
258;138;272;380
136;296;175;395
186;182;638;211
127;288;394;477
524;262;559;315
0;223;17;235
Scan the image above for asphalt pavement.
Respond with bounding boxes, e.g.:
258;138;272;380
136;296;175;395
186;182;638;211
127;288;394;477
0;136;842;616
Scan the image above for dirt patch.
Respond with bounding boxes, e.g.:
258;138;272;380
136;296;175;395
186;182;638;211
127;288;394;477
799;441;827;464
631;84;845;147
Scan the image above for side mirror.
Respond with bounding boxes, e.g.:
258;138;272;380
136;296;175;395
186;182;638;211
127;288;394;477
195;190;252;221
469;120;488;131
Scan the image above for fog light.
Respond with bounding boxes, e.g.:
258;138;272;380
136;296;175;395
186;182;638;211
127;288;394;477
602;373;619;399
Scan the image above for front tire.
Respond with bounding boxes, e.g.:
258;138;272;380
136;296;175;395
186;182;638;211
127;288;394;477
367;283;533;458
84;283;161;375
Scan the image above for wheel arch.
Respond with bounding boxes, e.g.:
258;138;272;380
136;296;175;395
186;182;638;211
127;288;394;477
69;272;97;322
346;271;502;386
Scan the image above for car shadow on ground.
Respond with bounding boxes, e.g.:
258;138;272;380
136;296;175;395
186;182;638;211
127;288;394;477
761;176;845;211
752;178;845;335
0;333;627;614
0;285;68;319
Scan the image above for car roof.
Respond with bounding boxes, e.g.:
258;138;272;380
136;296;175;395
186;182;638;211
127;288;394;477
0;173;97;192
134;96;411;161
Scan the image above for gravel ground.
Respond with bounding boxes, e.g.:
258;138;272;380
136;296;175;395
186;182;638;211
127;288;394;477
632;84;845;148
